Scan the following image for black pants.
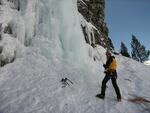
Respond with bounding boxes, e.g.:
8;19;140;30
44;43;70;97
101;73;121;99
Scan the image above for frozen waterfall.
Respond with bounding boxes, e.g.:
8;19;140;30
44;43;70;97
18;0;88;62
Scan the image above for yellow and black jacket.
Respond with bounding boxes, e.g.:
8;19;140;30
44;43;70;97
103;56;117;74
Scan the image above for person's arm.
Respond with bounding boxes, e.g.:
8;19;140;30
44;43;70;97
105;58;113;68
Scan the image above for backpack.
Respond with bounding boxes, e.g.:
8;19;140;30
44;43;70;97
108;58;117;71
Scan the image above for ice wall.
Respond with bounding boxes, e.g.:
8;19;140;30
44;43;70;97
0;0;25;66
18;0;88;62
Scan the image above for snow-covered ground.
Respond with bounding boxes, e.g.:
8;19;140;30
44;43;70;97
0;0;150;113
0;46;150;113
144;60;150;65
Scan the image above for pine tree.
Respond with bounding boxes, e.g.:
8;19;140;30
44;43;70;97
131;35;150;63
120;42;130;57
107;37;114;50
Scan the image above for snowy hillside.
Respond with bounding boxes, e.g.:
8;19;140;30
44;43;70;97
0;0;150;113
0;45;150;113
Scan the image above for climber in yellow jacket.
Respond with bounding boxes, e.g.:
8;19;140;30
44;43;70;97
96;50;121;101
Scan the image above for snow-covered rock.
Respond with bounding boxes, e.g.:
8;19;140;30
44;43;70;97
0;1;25;66
144;60;150;65
0;34;20;65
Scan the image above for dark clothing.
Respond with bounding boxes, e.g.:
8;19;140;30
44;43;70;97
101;73;121;99
100;56;121;100
103;56;115;69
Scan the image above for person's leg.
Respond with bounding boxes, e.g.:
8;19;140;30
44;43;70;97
111;76;121;100
100;75;110;96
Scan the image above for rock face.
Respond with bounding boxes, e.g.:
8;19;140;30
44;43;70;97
78;0;114;50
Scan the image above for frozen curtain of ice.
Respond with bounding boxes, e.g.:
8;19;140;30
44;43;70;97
19;0;88;62
0;0;88;65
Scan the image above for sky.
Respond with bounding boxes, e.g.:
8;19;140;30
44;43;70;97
105;0;150;53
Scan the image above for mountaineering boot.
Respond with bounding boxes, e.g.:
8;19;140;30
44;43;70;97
96;94;105;99
117;97;121;102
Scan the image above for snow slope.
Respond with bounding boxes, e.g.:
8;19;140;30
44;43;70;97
0;0;149;113
0;45;150;113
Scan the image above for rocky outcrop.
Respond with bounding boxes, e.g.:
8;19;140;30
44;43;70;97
78;0;114;50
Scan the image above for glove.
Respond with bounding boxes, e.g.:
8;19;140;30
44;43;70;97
104;70;108;74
